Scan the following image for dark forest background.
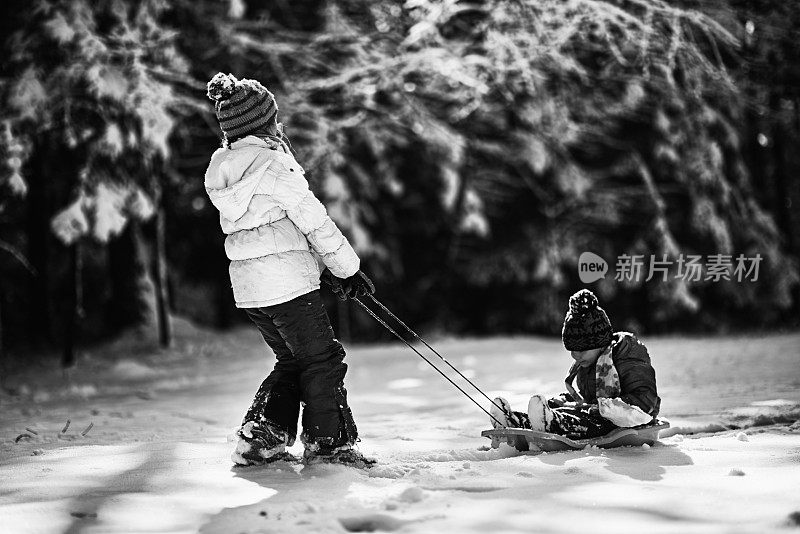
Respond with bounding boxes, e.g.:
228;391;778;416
1;0;798;363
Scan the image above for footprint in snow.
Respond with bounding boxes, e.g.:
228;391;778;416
367;463;418;479
338;514;411;532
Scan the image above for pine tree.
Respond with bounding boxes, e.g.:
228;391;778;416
0;0;194;353
217;0;797;332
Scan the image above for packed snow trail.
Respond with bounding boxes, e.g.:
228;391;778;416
1;321;799;533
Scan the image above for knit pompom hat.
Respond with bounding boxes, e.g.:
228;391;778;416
561;289;613;351
206;72;278;141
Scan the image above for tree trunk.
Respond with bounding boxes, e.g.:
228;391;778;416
153;206;172;347
107;222;156;332
61;244;82;368
769;94;794;254
0;288;4;390
26;147;54;345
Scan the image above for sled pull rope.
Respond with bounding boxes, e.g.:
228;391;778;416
352;297;506;428
366;293;512;419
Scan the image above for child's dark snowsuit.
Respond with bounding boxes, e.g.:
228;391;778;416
568;332;660;416
554;331;660;438
511;332;660;440
243;290;357;449
546;406;617;439
508;406;617;440
506;289;662;441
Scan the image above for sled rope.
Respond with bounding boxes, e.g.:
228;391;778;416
353;297;507;428
366;293;513;419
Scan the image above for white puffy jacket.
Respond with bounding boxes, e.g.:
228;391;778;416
204;135;360;308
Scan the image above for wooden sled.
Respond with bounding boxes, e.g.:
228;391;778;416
481;420;670;452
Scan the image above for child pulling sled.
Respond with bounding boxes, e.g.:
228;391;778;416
204;73;375;467
491;289;661;441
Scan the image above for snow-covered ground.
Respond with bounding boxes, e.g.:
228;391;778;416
1;319;799;533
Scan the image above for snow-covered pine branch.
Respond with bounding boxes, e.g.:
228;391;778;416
0;0;189;245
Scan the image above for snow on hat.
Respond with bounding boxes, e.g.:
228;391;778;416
561;289;613;351
206;72;278;141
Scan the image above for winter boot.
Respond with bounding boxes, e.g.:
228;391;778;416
303;444;377;469
231;421;294;466
490;397;527;429
527;394;555;432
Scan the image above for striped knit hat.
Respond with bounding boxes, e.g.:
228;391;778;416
561;289;613;351
206;73;278;141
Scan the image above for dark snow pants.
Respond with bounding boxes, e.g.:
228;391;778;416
512;406;617;440
242;290;358;450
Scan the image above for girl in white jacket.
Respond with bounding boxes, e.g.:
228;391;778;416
204;73;374;467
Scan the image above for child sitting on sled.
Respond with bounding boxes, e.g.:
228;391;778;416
491;289;661;440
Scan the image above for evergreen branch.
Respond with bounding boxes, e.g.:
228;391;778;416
0;240;36;276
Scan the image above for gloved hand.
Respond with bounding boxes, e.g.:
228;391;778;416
320;267;340;290
345;270;375;299
547;393;574;408
321;268;375;300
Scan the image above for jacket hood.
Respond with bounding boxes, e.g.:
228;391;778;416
205;136;296;222
611;331;650;364
207;155;273;221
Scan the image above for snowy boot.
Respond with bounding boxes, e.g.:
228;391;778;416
303;444;377;469
527;394;555;432
231;421;294;466
490;397;527;429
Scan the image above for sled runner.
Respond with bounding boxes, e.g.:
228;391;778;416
481;420;670;452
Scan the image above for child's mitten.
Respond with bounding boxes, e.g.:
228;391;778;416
320;268;347;300
346;270;375;299
547;392;574;408
321;268;375;300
